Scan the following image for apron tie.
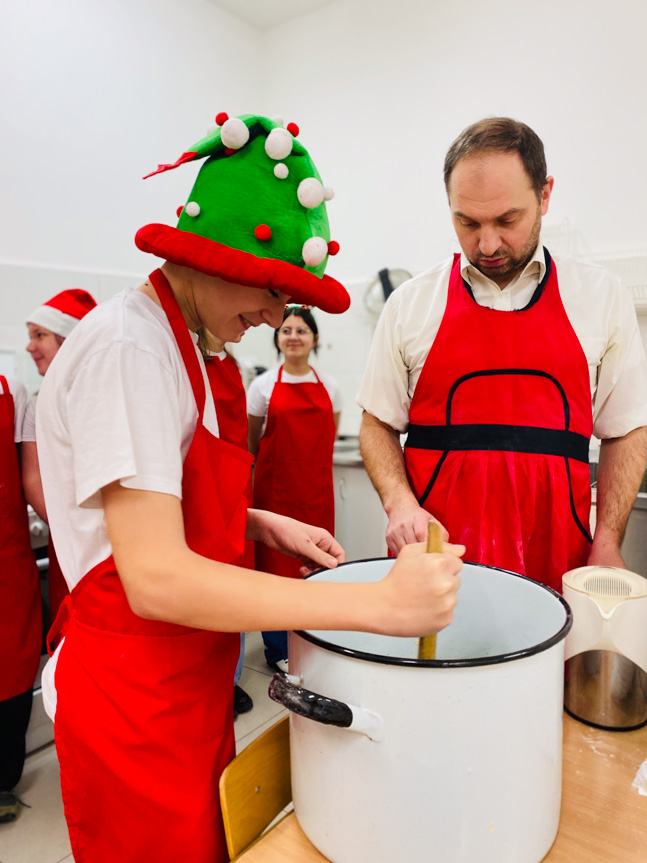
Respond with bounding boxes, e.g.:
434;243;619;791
47;593;73;657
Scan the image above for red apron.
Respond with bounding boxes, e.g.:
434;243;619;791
404;251;592;593
253;366;336;578
205;353;255;569
50;270;253;863
0;376;41;701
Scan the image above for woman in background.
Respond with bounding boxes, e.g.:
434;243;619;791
22;289;97;623
248;305;341;672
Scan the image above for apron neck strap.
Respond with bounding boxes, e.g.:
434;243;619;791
278;365;319;383
148;269;206;419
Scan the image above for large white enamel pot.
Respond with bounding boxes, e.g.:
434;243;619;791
269;558;572;863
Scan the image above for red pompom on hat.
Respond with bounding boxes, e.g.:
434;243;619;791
27;289;98;338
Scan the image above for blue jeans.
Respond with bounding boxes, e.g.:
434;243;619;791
234;633;245;685
262;630;288;665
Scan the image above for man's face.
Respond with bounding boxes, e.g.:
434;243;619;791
448;151;553;288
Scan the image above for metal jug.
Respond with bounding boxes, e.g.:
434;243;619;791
563;566;647;730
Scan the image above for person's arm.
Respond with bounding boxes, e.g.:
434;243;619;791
102;482;463;637
21;441;48;521
333;412;340;436
246;508;344;575
248;414;264;457
360;411;447;555
588;425;647;567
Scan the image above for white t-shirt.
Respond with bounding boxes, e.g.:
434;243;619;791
22;396;37;443
357;246;647;439
4;377;27;442
247;366;342;437
36;288;221;718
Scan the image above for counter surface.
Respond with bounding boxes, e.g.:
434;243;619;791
237;714;647;863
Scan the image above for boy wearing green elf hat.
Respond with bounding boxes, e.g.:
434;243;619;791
35;112;463;863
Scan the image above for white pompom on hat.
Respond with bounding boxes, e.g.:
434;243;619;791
27;289;98;338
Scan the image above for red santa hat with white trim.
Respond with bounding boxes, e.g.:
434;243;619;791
27;289;98;338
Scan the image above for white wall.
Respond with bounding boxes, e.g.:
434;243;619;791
1;0;262;389
255;0;647;433
261;0;647;280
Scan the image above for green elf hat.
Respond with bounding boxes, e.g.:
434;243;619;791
135;112;349;314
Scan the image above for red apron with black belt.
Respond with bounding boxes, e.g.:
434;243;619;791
0;375;41;701
404;251;592;593
205;353;255;570
253;366;336;578
50;270;253;863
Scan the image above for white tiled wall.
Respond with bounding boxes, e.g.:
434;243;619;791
1;261;380;437
4;258;647;441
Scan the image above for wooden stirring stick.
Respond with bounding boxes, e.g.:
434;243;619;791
417;521;443;660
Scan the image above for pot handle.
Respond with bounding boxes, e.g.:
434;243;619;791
269;672;384;742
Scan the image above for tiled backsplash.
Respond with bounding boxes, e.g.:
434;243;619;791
0;260;140;396
0;261;378;437
4;259;647;442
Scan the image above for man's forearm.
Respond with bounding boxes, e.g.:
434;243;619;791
594;426;647;548
359;411;417;513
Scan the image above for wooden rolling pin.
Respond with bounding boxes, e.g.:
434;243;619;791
417;521;443;660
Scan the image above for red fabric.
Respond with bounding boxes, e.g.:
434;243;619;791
404;254;592;594
134;223;351;314
253;366;336;578
205;353;255;570
0;376;41;701
51;270;253;863
47;538;69;625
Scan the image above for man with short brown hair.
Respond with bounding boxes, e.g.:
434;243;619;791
358;117;647;591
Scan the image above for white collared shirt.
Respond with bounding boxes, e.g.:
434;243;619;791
357;247;647;439
462;243;545;310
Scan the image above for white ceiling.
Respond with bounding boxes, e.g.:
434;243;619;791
207;0;337;31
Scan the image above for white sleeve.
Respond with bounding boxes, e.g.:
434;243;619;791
246;371;273;418
321;373;343;414
592;284;647;439
8;378;28;442
22;396;37;443
66;341;187;508
356;292;412;433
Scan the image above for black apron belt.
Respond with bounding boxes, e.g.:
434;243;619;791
405;423;590;464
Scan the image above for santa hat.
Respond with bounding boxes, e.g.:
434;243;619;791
135;112;349;315
27;289;98;338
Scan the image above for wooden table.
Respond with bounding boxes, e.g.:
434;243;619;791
238;715;647;863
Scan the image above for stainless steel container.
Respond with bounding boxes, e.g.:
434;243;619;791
565;650;647;729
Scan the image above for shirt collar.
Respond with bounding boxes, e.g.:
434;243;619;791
460;243;546;293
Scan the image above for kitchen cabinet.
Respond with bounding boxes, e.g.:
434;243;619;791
333;441;387;561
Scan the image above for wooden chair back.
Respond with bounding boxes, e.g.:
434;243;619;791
219;715;292;860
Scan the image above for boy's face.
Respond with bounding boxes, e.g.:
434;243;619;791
193;274;290;344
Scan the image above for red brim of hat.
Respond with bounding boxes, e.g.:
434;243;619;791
135;224;350;314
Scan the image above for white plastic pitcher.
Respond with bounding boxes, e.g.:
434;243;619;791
563;566;647;729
